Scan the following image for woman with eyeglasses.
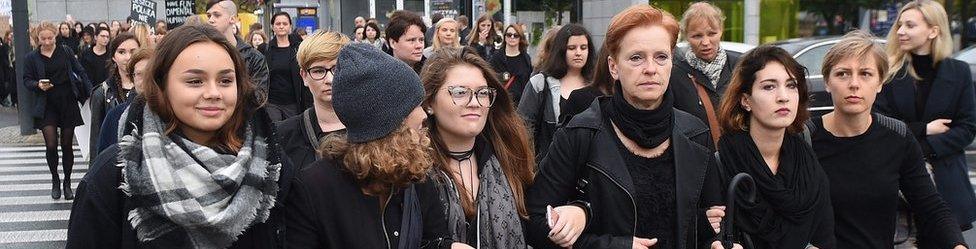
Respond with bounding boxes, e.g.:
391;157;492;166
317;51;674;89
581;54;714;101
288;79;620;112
525;5;724;249
277;31;348;170
517;24;595;161
421;47;535;247
489;24;533;107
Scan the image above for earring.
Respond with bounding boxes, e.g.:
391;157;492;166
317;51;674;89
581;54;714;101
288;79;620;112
744;106;751;112
425;108;434;115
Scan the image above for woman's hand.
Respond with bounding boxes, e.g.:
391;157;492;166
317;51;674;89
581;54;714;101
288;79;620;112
633;237;658;249
710;241;743;249
706;206;726;233
450;242;474;249
927;119;952;135
547;205;587;248
479;29;490;43
37;82;52;91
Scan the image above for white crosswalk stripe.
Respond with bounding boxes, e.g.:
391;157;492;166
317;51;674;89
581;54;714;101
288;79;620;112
0;145;84;248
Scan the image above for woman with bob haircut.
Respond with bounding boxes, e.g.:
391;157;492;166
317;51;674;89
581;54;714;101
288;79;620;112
715;45;834;249
276;30;349;170
284;43;469;249
525;5;725;249
517;23;596;161
65;25;297;249
876;0;976;231
421;47;535;247
812;30;965;249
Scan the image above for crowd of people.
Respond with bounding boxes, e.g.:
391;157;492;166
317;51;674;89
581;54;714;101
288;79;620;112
0;0;966;248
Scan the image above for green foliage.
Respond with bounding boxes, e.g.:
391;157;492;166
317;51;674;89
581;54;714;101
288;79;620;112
194;0;262;14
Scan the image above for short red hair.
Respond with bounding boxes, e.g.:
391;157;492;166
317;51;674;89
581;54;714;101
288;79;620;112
605;4;680;59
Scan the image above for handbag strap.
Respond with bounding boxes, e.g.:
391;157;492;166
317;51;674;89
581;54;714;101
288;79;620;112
301;109;322;159
690;74;722;146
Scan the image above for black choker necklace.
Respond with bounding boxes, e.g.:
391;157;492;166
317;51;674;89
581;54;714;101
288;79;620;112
447;149;474;162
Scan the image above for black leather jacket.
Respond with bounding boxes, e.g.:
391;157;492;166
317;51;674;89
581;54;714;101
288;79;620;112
526;97;723;249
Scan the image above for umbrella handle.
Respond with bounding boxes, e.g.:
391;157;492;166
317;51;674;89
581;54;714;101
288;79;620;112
722;173;757;248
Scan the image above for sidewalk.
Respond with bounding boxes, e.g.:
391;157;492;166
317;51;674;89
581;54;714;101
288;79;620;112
0;106;44;146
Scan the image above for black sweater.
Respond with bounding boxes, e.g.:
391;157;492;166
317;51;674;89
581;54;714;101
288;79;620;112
488;50;532;106
78;47;110;86
284;158;455;249
811;114;965;248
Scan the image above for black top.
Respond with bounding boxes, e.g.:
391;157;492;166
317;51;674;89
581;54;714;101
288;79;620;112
276;109;345;170
811;115;965;248
617;142;677;248
267;45;297;106
79;47;110;86
284;158;454;249
911;53;936;118
561;86;606;124
41;47;72;98
488;50;533;105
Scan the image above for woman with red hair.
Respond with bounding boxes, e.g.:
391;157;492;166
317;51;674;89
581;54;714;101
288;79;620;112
525;5;726;249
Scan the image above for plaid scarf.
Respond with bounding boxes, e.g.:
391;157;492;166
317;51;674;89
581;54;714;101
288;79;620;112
684;48;727;89
118;105;281;248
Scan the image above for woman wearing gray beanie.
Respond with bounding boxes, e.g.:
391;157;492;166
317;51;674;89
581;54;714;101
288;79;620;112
284;43;471;249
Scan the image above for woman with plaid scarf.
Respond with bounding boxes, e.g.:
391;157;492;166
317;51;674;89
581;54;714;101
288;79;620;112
65;24;298;249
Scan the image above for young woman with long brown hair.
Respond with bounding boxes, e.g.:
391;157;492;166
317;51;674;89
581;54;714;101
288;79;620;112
421;47;535;247
66;24;296;248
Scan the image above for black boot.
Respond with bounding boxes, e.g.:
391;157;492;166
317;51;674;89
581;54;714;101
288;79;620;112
51;177;61;199
63;179;73;200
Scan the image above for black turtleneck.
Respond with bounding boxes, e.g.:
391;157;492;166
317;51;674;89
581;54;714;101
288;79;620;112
911;53;936;117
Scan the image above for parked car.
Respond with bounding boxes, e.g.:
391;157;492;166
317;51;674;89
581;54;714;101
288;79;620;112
675;41;757;57
953;45;976;83
769;36;887;116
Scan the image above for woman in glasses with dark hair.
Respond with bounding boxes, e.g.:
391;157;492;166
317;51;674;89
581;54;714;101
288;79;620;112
489;24;533;106
422;47;535;247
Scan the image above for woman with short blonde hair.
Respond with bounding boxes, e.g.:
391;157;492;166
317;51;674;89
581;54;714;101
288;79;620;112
814;30;966;249
671;1;740;148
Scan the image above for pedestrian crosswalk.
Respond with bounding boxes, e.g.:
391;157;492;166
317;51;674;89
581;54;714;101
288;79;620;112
0;145;84;249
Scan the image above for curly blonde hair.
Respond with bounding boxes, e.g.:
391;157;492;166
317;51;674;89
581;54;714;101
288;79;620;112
320;125;434;196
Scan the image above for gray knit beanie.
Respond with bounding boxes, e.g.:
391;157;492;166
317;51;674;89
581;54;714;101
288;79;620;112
332;43;425;143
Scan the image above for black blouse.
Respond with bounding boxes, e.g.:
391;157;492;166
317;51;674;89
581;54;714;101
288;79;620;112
811;115;965;248
41;46;72;98
617;143;677;248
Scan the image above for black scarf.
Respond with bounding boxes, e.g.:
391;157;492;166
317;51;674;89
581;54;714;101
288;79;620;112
603;81;673;148
718;131;829;243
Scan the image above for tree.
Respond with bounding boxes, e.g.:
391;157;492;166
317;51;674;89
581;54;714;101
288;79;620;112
542;0;572;25
799;0;888;35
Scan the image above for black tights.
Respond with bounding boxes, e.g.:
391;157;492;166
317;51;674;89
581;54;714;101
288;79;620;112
42;125;73;183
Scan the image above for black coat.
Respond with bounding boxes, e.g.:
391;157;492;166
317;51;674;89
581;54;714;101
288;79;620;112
264;34;310;117
670;52;740;139
526;98;723;249
875;58;976;227
65;107;298;249
284;158;454;249
23;46;91;119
